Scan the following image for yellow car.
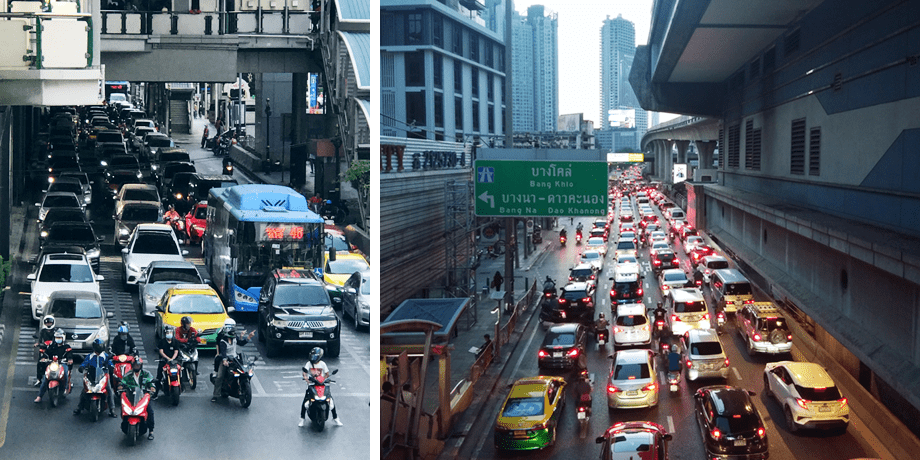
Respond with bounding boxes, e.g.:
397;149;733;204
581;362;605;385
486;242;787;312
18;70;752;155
154;284;229;350
323;251;369;286
494;376;567;451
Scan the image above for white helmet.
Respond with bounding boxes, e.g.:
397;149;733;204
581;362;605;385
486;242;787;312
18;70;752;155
222;318;237;336
42;315;55;329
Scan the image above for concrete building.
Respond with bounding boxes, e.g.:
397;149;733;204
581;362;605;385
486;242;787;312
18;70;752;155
511;5;558;133
599;14;646;141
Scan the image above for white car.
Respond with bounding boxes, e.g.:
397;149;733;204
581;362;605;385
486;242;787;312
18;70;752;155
680;328;729;381
115;184;161;214
613;239;638;259
650;231;668;244
122;223;188;287
585;237;607;256
613;303;651;347
613;255;639;276
683;235;705;254
658;268;689;294
29;252;104;320
651;241;670;254
763;361;849;433
579;250;605;272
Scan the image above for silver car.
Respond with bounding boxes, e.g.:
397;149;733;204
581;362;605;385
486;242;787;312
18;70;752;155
137;260;206;317
342;270;371;330
607;349;659;409
36;191;84;222
680;328;730;381
45;291;113;351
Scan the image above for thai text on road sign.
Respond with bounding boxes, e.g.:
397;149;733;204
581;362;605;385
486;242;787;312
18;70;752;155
474;160;608;217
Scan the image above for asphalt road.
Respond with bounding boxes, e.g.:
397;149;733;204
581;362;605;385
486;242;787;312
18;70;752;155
0;135;371;458
459;197;884;460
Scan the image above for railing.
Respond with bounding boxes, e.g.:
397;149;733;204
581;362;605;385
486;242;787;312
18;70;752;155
468;279;537;383
99;9;317;35
0;12;92;69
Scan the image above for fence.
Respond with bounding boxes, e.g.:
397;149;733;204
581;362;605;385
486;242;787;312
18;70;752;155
100;9;317;35
0;12;93;69
468;279;537;383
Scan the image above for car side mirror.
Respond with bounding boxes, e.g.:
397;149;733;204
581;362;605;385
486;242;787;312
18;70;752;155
181;250;189;256
35;203;40;207
202;278;211;285
96;275;105;281
122;248;128;254
106;312;115;319
27;273;36;281
137;275;147;283
97;236;105;243
156;304;165;312
746;390;757;397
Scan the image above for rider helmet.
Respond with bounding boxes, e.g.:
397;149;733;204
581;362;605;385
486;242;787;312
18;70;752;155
181;316;192;328
54;328;66;343
131;358;143;372
598;313;605;319
309;347;324;364
164;325;175;340
92;338;105;354
42;315;55;329
117;323;129;339
222;318;236;337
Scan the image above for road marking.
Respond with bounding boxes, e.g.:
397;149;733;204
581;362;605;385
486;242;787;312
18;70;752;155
0;308;20;449
733;367;742;380
667;415;675;433
250;374;266;395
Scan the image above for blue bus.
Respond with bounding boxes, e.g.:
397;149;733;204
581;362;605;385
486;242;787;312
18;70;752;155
202;184;325;312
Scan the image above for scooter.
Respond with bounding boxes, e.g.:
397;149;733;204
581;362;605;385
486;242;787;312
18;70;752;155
167;216;186;245
119;389;153;446
595;325;608;347
80;367;111;422
575;231;583;244
575;372;594;439
559;234;567;246
40;355;70;408
715;310;726;335
304;369;339;431
667;351;682;394
210;353;255;408
221;157;234;176
178;340;199;390
158;359;182;406
111;354;135;409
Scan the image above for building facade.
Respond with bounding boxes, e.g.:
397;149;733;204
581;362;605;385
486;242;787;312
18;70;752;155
599;14;646;146
511;5;558;133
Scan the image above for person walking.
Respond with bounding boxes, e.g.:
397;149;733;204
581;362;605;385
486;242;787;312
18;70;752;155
492;271;503;292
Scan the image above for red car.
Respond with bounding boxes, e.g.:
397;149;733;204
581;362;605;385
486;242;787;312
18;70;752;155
184;202;208;244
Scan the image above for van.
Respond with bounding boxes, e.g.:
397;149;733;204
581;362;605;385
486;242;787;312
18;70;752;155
664;288;708;337
667;208;685;222
710;269;754;313
698;255;730;282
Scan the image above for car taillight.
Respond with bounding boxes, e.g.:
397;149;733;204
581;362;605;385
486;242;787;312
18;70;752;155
582;297;591;303
538;350;548;358
795;398;809;410
724;358;730;367
642;382;657;392
838;397;848;407
710;428;722;440
744;299;754;304
641;324;649;331
672;314;680;322
753;333;762;341
787;334;793;340
703;313;710;321
590;274;595;280
614;327;622;333
653;260;661;265
607;384;621;393
566;348;579;358
662;285;669;290
686;359;693;368
756;427;766;438
568;276;573;281
637;288;643;295
610;289;617;296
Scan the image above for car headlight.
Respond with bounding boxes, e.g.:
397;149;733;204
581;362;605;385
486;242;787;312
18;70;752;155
145;293;158;304
151;164;158;171
40;230;49;238
270;318;287;328
118;226;130;236
358;300;370;313
126;262;141;272
321;320;338;328
34;293;50;306
84;195;91;203
86;248;100;259
96;325;108;341
135;171;143;179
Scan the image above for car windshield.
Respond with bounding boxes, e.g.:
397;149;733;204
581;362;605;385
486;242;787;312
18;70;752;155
149;268;201;284
502;397;544;417
587;238;604;245
795;384;842;401
47;225;94;242
96;132;122;143
690;341;723;356
108;157;139;169
148;137;172;147
759;317;789;331
167;294;224;314
616;314;647;326
43;195;79;208
614;281;638;293
273;284;329;307
713;412;760;435
327;258;368;274
581;252;600;261
663;272;687;282
675;301;706;313
616;241;636;250
325;233;350;252
161;152;190;163
194;206;207;219
618;256;637;264
38;263;94;283
49;182;83;195
132;233;178;255
543;331;575;347
123;189;159;202
562;289;588;301
613;362;651;380
657;252;675;261
48;298;102;318
121;206;160;222
726;283;752;295
570;268;593;279
611;431;654;453
44;209;85;225
707;260;729;270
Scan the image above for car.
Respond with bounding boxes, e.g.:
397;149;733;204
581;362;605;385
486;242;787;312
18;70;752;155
568;263;597;284
494;376;567;451
607;349;658;409
694;386;769;460
639;214;659;229
665;288;709;337
578;249;604;272
257;268;341;357
585;237;607;256
137;260;207;318
58;171;93;205
680;329;730;381
651;249;679;273
698;255;730;283
323;251;370;286
612;303;651;347
164;171;198;213
186;174;238;204
38;207;89;243
155;161;197;193
45;176;91;207
114;201;164;247
36;191;84;222
619;212;634;223
618;222;636;233
102;170;145;203
342;270;371;330
154;284;228;349
41;221;103;271
619;231;638;247
649;230;669;245
44;291;112;351
121;223;189;287
593;217;609;230
588;227;608;242
763;361;849;433
608;271;643;305
684;235;705;254
557;282;596;323
537;323;587;371
613;254;639;275
93;129;126;159
737;302;792;355
130;126;156;152
150;147;191;175
183;202;208;245
658;268;690;294
595;421;672;460
138;133;174;163
102;154;144;187
689;244;715;265
613;238;638;259
115;184;161;213
669;219;687;239
28;252;104;320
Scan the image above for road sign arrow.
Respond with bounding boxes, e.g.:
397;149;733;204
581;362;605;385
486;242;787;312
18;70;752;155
478;191;495;208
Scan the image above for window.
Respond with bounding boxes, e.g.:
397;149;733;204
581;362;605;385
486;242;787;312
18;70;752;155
749;58;760;80
405;91;426;128
452;23;462;55
718;128;724;169
488;105;494;133
809;127;821;176
432;54;442;89
407;13;423;45
727;124;740;168
763;47;775;72
405;52;424;87
745;120;761;171
472;101;479;132
470;34;479;62
454;62;462;93
784;28;800;56
497;48;504;70
471;67;479;97
790;118;806;175
432;15;443;48
487;74;494;101
434;93;443;128
455;96;463;131
484;41;492;68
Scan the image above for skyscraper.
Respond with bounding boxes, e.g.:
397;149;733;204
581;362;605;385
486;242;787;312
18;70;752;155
599;14;647;146
512;5;558;133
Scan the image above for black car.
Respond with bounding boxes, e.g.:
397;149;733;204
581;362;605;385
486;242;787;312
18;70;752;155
558;281;596;318
651;249;679;273
537;323;586;371
39;207;89;243
694;386;769;460
102;170;145;203
164;171;196;214
608;273;644;305
41;221;103;271
155;161;196;192
257;268;341;358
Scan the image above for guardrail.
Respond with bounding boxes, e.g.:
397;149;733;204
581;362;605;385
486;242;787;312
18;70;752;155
99;9;316;35
0;12;92;69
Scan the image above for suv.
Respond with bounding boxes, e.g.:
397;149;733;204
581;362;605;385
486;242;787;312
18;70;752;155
694;386;769;460
121;223;188;287
665;288;708;337
258;268;341;358
711;269;754;313
763;361;849;433
557;282;596;324
608;271;643;306
680;329;729;381
737;302;792;355
28;252;103;320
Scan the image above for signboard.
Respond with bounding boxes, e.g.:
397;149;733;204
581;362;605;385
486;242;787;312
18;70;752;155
673;163;688;184
607;152;645;163
608;108;635;128
557;113;583;132
474;160;608;217
307;73;324;114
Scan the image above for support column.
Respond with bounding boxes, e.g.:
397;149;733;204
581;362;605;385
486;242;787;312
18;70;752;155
437;349;451;438
654;141;666;180
697;141;716;169
674;140;690;165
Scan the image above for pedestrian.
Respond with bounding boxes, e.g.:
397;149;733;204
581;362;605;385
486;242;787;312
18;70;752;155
201;126;209;148
477;334;492;358
492;271;503;292
309;194;323;213
214;117;223;134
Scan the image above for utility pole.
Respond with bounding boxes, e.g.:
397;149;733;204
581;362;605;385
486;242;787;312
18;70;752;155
504;0;513;148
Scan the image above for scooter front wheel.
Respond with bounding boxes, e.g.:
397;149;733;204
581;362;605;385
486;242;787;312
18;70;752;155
239;380;252;408
127;424;138;446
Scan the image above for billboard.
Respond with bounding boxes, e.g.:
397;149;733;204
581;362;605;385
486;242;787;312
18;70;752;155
307;73;325;114
608;108;635;128
673;164;688;184
607;152;645;163
557;113;583;132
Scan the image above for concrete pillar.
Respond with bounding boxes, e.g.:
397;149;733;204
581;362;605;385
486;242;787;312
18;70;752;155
655;141;666;180
674;140;690;165
697;141;716;169
292;73;308;145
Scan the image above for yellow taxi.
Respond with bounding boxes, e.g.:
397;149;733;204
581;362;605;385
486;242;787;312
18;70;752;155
154;284;230;350
494;376;567;451
323;251;369;286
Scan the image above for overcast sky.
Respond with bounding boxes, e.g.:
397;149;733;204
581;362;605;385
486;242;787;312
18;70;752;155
511;0;676;126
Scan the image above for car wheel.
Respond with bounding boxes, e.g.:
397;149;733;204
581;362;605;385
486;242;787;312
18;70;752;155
785;406;799;433
265;337;281;358
326;337;341;358
763;374;772;398
352;307;361;331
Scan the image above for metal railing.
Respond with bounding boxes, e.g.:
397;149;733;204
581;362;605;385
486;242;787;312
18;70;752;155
0;12;92;69
99;9;317;35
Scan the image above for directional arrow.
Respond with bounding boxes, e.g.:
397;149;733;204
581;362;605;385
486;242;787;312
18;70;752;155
478;191;495;208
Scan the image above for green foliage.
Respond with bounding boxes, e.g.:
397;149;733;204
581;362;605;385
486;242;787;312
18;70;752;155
341;160;370;194
0;254;10;288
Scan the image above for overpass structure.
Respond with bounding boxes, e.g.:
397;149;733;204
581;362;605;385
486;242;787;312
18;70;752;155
631;0;920;441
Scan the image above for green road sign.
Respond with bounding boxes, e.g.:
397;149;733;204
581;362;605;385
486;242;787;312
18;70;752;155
474;160;608;217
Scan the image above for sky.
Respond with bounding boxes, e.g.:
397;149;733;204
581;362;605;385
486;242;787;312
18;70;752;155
511;0;676;126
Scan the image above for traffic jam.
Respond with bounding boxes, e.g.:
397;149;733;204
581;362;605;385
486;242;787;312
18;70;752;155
487;166;869;460
20;101;369;448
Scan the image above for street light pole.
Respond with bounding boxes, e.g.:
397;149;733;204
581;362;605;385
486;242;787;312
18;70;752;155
265;98;272;171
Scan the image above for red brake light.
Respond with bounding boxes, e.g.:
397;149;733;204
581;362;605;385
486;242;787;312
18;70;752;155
787;335;793;340
610;289;617;296
653;259;661;265
724;358;730;367
637;288;643;295
686;359;693;368
607;384;620;393
671;314;680;322
662;285;670;290
744;299;755;304
838;397;848;407
795;398;809;410
753;333;762;341
710;428;721;440
642;382;657;392
614;327;622;333
703;313;710;321
538;350;548;358
756;427;766;438
566;348;579;358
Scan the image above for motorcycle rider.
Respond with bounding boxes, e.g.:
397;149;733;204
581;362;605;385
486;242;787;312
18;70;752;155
163;204;181;223
33;315;57;386
156;326;180;393
34;329;73;403
572;369;592;411
110;322;137;356
118;358;156;440
595;313;609;337
175;316;199;347
559;227;567;241
653;301;667;335
211;319;255;402
542;276;556;296
692;265;706;286
299;346;342;427
74;338;116;418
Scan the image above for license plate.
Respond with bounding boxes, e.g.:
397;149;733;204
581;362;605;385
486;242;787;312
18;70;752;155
576;411;586;420
626;390;638;396
819;406;831;412
299;332;313;338
734;300;742;305
733;439;746;446
552;352;562;358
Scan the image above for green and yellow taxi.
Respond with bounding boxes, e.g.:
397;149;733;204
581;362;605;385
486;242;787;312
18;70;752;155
154;284;230;350
322;251;369;286
494;376;567;451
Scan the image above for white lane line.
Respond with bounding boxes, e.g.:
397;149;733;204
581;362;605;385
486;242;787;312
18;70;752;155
667;415;675;433
732;367;742;380
250;374;267;395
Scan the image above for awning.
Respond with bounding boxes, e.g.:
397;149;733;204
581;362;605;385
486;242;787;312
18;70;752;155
381;298;470;346
337;31;369;90
333;0;369;23
356;98;369;121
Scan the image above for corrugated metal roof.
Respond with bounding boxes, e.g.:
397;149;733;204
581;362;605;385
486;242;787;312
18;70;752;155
381;298;470;344
334;0;369;22
356;98;369;121
337;31;369;90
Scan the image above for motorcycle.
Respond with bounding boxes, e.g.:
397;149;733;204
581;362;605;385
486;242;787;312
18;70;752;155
575;230;583;244
222;157;234;176
595;324;608;347
80;367;111;422
167;216;186;245
158;359;182;406
559;234;567;246
304;369;338;431
178;339;199;390
40;355;70;408
667;351;682;394
319;199;349;224
210;353;255;408
658;337;671;357
111;354;135;409
575;372;594;439
652;310;667;338
715;310;726;335
119;389;153;446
